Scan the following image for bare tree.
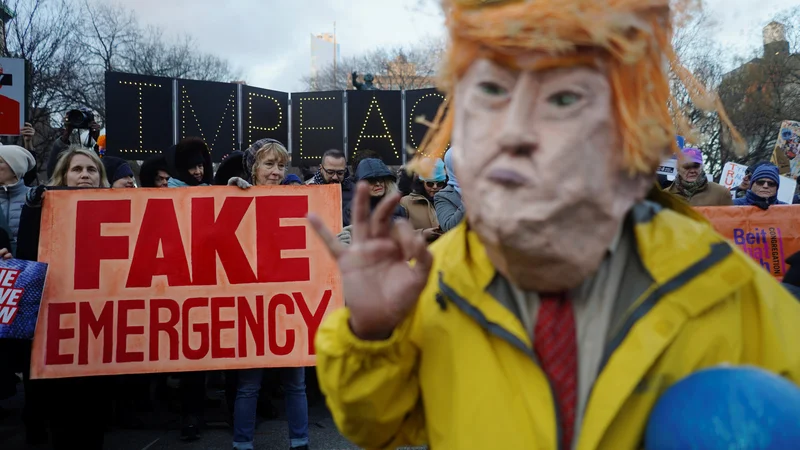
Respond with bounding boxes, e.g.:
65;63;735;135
4;0;79;157
718;7;800;171
300;40;444;91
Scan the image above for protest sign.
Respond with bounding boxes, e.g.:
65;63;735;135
697;205;800;279
778;176;797;205
31;185;343;379
657;157;677;178
0;57;26;136
0;259;48;340
772;120;800;177
720;162;748;191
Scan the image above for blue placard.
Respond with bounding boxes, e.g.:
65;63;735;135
676;135;685;150
0;259;48;340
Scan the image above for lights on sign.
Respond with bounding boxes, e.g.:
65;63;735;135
297;96;338;160
118;80;164;154
353;96;397;160
247;92;284;144
408;92;447;151
181;86;238;153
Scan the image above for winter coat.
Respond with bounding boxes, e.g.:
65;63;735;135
400;192;438;231
434;185;465;232
0;179;31;255
733;190;786;208
316;201;800;450
664;181;733;207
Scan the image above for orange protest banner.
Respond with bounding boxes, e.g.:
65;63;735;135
31;185;343;379
696;205;800;280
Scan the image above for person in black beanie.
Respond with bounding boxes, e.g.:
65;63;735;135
101;156;135;188
164;137;213;187
213;151;245;186
139;154;170;188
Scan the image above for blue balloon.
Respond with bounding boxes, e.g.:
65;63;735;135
645;366;800;450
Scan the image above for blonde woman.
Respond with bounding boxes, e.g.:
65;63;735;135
228;138;310;450
16;146;109;450
228;138;290;187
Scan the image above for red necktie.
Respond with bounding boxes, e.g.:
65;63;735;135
534;293;578;450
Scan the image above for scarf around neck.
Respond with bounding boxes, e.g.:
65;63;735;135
675;172;708;198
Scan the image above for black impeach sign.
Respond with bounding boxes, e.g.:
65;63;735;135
242;86;288;150
347;90;402;166
404;88;449;155
104;72;173;160
178;78;239;162
290;91;344;167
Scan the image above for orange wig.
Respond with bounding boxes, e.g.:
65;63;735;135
415;0;743;175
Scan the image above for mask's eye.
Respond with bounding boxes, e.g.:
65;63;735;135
478;82;508;96
548;91;582;107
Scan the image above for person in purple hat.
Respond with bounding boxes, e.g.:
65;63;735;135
664;147;733;206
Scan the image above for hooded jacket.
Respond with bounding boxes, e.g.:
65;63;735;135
733;190;787;208
316;201;800;450
0;178;31;255
139;154;169;188
164;137;213;186
343;158;407;227
214;151;245;186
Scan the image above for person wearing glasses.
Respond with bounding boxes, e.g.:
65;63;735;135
664;148;732;207
400;158;446;243
734;163;786;209
306;149;354;217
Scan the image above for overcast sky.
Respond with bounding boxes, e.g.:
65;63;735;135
119;0;796;92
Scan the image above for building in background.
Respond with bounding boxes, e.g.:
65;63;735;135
311;33;340;80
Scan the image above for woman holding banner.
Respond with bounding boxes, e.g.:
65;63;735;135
228;138;310;450
15;146;109;449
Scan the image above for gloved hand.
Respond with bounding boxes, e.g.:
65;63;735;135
227;177;252;190
336;226;353;246
26;185;46;208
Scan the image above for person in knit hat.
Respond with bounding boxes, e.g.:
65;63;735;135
227;138;291;188
734;163;786;208
282;173;303;185
0;145;35;255
309;0;800;449
665;147;732;206
101;156;135;188
400;158;445;242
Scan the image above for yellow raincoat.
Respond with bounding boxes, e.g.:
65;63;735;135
315;202;800;449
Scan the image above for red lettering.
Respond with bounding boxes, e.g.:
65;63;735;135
268;293;295;356
75;200;131;289
149;299;180;361
210;297;236;358
78;301;114;365
182;297;210;360
127;199;191;288
45;302;76;365
192;197;257;285
256;196;310;283
293;290;332;355
237;295;265;357
116;300;145;363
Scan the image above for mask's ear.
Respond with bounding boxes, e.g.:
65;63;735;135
646;181;709;223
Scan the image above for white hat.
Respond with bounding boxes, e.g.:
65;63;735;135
0;145;36;179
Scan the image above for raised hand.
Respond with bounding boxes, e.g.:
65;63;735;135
308;182;433;341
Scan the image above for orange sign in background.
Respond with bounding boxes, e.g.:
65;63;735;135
31;185;343;379
697;205;800;279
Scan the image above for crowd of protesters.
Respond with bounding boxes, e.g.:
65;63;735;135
0;117;799;449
